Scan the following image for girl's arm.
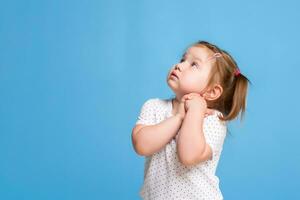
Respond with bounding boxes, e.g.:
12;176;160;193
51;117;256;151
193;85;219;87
132;114;183;156
176;109;212;166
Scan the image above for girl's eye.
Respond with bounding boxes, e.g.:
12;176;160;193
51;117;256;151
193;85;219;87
180;58;185;63
191;62;199;68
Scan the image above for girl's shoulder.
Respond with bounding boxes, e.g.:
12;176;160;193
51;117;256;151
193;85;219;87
142;97;163;105
140;97;169;110
205;109;227;126
147;97;171;104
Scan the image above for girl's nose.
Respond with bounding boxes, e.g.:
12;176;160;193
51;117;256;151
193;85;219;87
175;60;189;71
175;64;181;71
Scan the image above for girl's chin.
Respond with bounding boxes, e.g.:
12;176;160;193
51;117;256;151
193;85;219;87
167;82;180;93
168;77;179;84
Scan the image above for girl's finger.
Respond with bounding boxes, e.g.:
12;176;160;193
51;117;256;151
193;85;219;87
183;94;190;100
181;96;189;102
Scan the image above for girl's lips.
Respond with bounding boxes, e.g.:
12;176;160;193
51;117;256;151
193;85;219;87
170;72;179;79
170;74;178;79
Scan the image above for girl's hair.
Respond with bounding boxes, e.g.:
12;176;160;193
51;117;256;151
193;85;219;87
192;40;252;122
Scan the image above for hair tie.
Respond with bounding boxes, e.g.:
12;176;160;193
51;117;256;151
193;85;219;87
208;53;241;77
206;52;223;62
234;68;241;76
213;53;222;58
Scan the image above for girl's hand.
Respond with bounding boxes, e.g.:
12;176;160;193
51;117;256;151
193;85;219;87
183;93;215;117
175;95;190;120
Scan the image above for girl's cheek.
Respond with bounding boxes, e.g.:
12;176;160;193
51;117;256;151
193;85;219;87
184;73;197;83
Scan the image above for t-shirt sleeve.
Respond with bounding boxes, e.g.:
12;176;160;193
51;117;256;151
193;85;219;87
135;98;157;126
203;113;227;158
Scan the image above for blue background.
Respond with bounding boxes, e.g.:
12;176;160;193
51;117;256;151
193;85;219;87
1;0;299;199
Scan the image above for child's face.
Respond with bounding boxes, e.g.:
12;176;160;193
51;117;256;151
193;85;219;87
167;45;215;97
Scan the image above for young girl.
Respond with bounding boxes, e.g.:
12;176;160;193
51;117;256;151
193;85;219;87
132;40;250;200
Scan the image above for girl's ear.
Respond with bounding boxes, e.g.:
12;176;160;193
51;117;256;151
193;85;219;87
203;84;223;101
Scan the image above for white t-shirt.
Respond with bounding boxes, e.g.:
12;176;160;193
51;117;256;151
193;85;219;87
135;98;227;200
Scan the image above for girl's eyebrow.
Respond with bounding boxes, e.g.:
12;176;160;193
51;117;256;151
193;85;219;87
182;52;203;62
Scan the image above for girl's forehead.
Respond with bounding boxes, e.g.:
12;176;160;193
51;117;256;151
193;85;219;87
185;46;212;61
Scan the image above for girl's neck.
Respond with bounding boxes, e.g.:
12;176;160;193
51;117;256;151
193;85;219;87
171;96;182;116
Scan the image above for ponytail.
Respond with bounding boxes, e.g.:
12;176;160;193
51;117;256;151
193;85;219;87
219;74;251;121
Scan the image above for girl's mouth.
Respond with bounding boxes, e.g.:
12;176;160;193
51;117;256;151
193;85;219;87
171;72;179;79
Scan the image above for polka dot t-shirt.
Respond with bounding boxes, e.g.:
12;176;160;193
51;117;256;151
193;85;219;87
135;98;227;200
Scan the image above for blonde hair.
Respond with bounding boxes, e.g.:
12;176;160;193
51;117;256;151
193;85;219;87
192;40;252;122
